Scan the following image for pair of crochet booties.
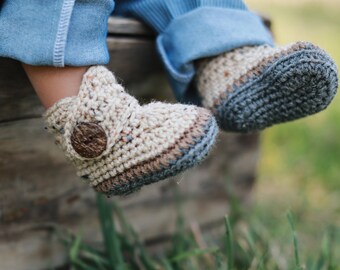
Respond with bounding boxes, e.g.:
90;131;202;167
44;41;338;196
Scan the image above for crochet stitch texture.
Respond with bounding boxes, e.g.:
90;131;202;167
44;66;218;196
196;42;338;132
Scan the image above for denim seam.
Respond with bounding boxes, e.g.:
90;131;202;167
53;0;75;67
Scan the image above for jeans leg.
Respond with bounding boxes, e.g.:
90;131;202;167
0;0;114;67
114;0;274;101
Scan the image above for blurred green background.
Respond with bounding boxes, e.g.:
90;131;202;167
247;0;339;260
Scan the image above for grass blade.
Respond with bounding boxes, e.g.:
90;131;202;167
287;211;303;270
224;215;234;270
70;234;82;264
111;200;157;270
80;248;110;269
161;258;174;270
324;226;336;270
97;193;125;270
315;226;336;270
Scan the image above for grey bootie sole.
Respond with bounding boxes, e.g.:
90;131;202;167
197;42;338;132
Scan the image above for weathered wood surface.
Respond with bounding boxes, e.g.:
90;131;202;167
0;38;161;122
107;17;154;36
0;17;262;270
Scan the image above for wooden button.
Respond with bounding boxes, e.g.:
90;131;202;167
71;122;107;158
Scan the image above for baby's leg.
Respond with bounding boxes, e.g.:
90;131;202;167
23;65;88;109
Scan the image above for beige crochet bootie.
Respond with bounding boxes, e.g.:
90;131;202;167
43;66;218;196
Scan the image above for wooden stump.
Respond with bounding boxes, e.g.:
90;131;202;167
0;17;260;270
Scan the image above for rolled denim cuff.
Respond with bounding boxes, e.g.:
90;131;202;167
64;0;114;67
0;0;114;67
115;0;274;101
156;7;274;100
114;0;249;33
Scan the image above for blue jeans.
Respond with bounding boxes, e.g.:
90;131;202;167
0;0;273;101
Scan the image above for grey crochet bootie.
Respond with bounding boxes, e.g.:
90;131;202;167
196;42;338;132
44;66;218;196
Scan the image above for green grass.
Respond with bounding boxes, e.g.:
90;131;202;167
55;194;338;270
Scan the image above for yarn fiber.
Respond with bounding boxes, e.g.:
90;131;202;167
196;41;338;132
44;66;218;196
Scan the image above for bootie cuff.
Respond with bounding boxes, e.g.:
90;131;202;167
44;66;139;161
